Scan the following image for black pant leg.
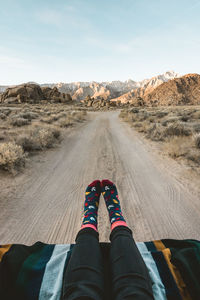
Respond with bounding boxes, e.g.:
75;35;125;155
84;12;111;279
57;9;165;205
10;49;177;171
109;226;154;300
62;227;104;300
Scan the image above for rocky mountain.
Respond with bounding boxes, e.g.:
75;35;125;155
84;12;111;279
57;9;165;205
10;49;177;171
111;71;180;103
1;73;199;107
143;73;200;106
0;71;179;101
43;71;179;101
40;79;139;101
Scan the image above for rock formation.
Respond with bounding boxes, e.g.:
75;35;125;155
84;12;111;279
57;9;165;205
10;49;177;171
0;71;179;103
82;96;120;109
0;83;72;104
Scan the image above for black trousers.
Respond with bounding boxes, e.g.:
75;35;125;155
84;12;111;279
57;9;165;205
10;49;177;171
62;226;154;300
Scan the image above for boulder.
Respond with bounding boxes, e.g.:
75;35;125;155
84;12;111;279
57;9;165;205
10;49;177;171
1;83;43;103
1;83;73;104
87;100;93;107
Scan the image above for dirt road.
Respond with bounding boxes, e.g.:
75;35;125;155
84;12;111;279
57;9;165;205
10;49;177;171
1;111;200;244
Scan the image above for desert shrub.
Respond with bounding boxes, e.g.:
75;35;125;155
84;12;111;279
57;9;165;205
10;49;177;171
163;123;191;137
71;111;86;122
186;151;200;164
58;116;74;127
164;137;189;158
10;117;30;127
0;109;11;116
49;114;60;121
41;111;86;126
0;113;6;120
129;108;139;113
194;134;200;149
16;127;61;151
0;142;25;172
164;136;200;164
191;111;200;119
136;122;149;133
57;112;67;119
51;127;61;139
40;117;54;124
16;135;37;151
148;116;156;123
191;123;200;133
145;123;165;141
0;134;5;141
124;113;137;123
34;128;60;148
137;112;149;121
119;110;129;119
180;115;189;122
155;111;168;118
133;122;143;128
18;112;39;120
161;117;180;126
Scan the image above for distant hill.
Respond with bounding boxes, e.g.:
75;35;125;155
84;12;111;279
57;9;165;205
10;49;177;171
143;73;200;106
0;71;179;101
1;72;199;106
43;71;179;101
41;79;139;101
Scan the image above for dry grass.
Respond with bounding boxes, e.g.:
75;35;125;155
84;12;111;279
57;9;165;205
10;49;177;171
120;106;200;168
163;123;191;137
0;103;87;173
16;126;61;151
10;117;30;127
18;112;39;120
0;142;26;172
164;136;191;158
57;111;87;127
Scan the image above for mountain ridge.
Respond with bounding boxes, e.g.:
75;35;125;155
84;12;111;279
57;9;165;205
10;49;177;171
0;71;180;101
143;73;200;106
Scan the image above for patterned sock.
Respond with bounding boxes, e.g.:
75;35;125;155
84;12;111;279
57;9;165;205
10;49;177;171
101;179;128;231
81;180;101;232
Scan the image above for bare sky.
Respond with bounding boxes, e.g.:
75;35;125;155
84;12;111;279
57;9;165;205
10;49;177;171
0;0;200;84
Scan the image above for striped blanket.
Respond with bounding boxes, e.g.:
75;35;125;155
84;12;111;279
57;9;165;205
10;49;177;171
0;239;200;300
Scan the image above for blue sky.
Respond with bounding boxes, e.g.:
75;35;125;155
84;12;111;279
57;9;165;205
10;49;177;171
0;0;200;84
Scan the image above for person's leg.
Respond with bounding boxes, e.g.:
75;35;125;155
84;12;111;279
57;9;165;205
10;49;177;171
62;180;105;300
109;226;154;300
101;180;154;300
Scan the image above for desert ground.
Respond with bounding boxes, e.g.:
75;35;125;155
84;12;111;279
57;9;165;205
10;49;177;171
0;110;200;245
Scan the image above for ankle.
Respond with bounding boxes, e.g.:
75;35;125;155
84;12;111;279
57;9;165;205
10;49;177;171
111;220;128;231
81;223;98;232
